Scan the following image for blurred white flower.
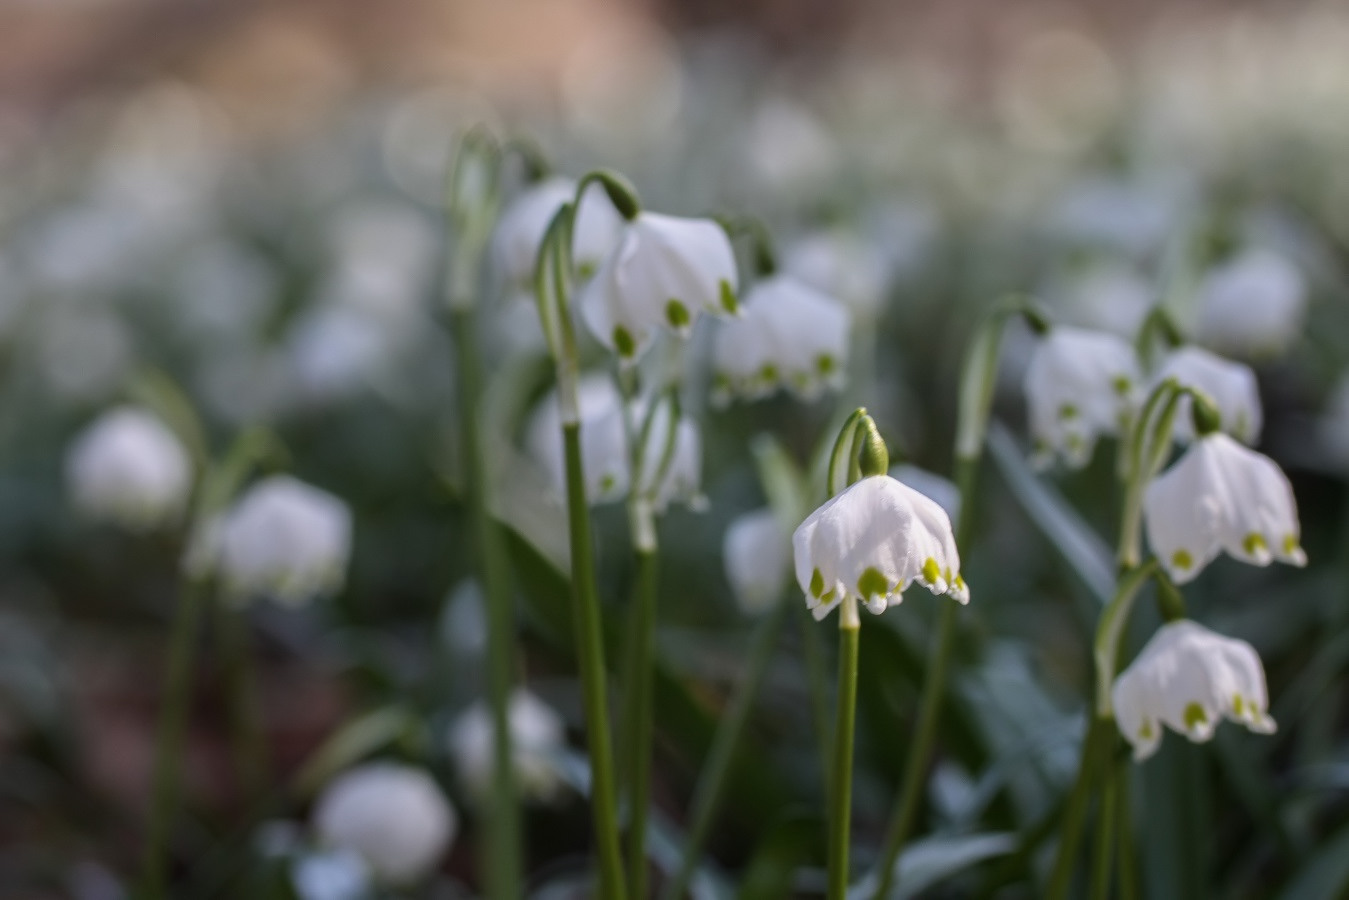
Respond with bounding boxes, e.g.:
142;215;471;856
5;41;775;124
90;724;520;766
634;397;705;513
1024;326;1141;468
1112;619;1275;761
199;475;353;604
525;374;629;504
579;212;738;363
291;847;371;900
1318;371;1349;468
723;508;790;615
285;305;412;404
890;464;961;522
793;475;968;621
1144;432;1305;584
740;98;839;195
1046;175;1187;258
711;274;850;406
36;306;132;403
1153;346;1262;445
448;689;567;802
1194;248;1307;357
66;407;193;531
1049;260;1155;337
321;202;439;320
782;229;888;320
312;762;456;886
493;176;622;291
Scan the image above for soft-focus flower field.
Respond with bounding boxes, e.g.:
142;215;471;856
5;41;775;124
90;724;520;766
3;5;1349;899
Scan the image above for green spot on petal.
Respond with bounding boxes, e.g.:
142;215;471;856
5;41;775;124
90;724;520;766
922;557;941;584
817;354;836;374
1139;720;1155;740
809;568;825;599
1243;532;1267;555
665;299;691;330
613;326;636;358
576;261;596;281
760;363;779;382
857;567;889;599
1060;403;1079;420
1172;549;1193;571
1183;702;1208;730
1232;694;1245;716
1283;535;1301;555
1112;375;1132;396
719;279;739;314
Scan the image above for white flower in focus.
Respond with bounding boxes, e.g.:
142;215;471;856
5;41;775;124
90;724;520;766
204;476;353;604
1112;619;1275;761
1194;248;1307;357
711;274;850;405
66;407;192;531
1024;327;1141;468
579;212;738;362
793;475;968;621
1153;346;1262;445
524;374;629;504
448;689;567;802
1144;432;1305;584
723;509;790;615
890;464;961;522
493;177;623;290
312;762;456;885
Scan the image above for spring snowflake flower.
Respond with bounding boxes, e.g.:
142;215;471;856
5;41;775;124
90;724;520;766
312;762;457;885
195;475;353;604
1153;346;1262;445
711;274;850;405
579;211;738;363
1024;326;1141;469
524;374;630;504
1144;432;1305;584
793;475;968;621
890;464;961;522
66;407;192;531
1112;619;1275;761
448;689;567;803
782;228;888;320
723;509;791;615
493;176;622;291
1194;248;1307;358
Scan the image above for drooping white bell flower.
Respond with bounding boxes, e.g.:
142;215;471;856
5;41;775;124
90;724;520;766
1112;619;1275;761
524;374;629;504
197;475;353;604
312;762;457;886
711;274;850;405
447;689;567;803
890;464;961;522
493;176;623;291
1143;432;1306;584
723;509;791;615
579;212;739;363
66;407;193;531
1152;346;1262;445
1193;248;1307;358
793;475;969;621
1023;326;1142;469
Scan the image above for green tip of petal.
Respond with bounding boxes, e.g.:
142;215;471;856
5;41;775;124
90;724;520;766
1232;694;1245;716
1243;532;1268;555
809;567;825;599
1112;375;1132;396
922;557;941;584
613;326;636;358
817;354;836;374
857;566;889;600
1139;719;1155;740
1183;701;1208;730
665;299;691;330
1059;403;1079;420
1172;549;1193;571
719;280;738;314
1282;534;1301;556
760;363;779;382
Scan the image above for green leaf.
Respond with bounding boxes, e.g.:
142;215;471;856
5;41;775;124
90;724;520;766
850;831;1016;899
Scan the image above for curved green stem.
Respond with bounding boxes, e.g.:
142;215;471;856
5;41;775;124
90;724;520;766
1093;560;1159;716
140;575;211;898
213;600;269;811
829;608;862;900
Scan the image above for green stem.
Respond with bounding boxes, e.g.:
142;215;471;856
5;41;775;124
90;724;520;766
660;600;788;900
800;602;833;798
213;601;269;811
562;423;627;899
1089;745;1118;900
870;455;978;898
1046;715;1110;900
828;610;861;900
140;575;210;898
1115;757;1139;900
622;545;659;900
452;308;522;899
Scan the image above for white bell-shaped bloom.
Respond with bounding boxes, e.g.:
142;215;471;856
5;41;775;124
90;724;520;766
793;475;968;621
1144;432;1306;584
890;464;961;522
1112;619;1275;761
312;762;457;885
524;374;629;504
203;475;353;604
579;212;739;362
447;689;567;803
711;274;850;405
723;509;790;615
1153;346;1262;445
1194;248;1307;358
493;177;623;290
66;407;193;531
1024;326;1142;469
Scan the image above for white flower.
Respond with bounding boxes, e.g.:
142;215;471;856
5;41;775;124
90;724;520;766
579;212;738;362
524;374;629;504
66;407;193;531
312;762;457;885
291;848;371;900
448;689;567;802
1049;260;1154;338
711;274;850;405
633;398;704;513
723;509;790;615
200;475;353;604
782;229;888;320
493;176;623;290
792;475;968;621
1152;346;1262;445
1194;248;1307;357
1024;326;1141;468
890;464;961;522
1144;432;1306;584
1112;619;1276;761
